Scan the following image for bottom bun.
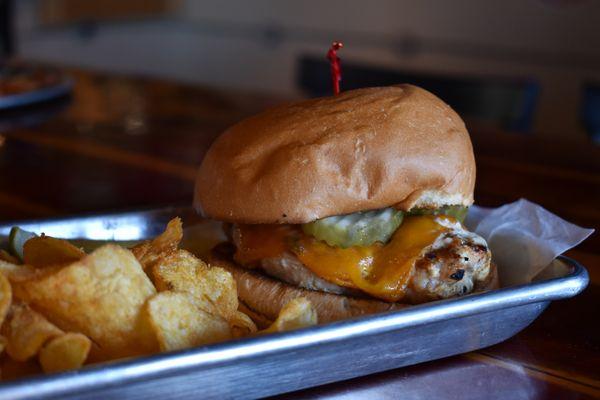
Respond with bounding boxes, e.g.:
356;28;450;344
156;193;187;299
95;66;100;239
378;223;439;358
210;244;499;325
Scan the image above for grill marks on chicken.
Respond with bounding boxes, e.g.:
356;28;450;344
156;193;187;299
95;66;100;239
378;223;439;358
404;230;491;303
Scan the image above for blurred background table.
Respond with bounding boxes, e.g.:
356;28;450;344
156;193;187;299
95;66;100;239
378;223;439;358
0;68;598;399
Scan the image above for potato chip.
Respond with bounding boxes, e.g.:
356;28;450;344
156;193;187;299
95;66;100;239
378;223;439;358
0;259;34;280
0;272;12;326
237;301;272;330
152;250;238;321
262;298;317;334
0;250;19;265
145;291;232;352
132;218;183;271
230;310;257;338
151;249;208;291
23;236;85;268
4;303;63;361
39;332;91;373
0;261;61;292
14;245;157;359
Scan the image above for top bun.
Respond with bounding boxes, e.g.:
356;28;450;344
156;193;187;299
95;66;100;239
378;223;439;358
195;84;475;224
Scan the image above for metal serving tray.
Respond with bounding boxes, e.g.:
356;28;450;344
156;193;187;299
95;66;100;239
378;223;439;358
0;207;589;400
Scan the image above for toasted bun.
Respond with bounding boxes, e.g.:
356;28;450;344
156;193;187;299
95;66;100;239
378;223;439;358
195;85;476;224
210;246;499;324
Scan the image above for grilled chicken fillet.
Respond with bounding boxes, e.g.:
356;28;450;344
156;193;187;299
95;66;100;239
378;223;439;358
230;218;493;304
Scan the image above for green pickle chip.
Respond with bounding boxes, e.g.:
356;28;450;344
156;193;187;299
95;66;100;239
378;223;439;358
8;227;38;262
302;208;404;248
408;205;468;222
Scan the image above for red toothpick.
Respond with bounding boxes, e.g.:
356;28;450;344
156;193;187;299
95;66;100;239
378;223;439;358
326;41;344;95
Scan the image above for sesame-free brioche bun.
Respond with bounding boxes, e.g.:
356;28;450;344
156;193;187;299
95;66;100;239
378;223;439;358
195;84;475;224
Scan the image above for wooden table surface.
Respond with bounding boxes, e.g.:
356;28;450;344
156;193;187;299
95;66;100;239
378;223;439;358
0;68;598;399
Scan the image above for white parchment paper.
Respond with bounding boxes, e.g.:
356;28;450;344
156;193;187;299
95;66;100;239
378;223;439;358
464;199;594;286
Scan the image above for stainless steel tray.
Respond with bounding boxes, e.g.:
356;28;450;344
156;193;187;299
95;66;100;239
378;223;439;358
0;207;589;400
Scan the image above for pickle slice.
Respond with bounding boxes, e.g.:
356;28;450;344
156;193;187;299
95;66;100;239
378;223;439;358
302;208;404;248
409;205;468;222
8;227;38;262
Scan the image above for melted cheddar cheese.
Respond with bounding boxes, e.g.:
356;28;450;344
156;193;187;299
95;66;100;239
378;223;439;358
234;215;452;302
233;224;293;265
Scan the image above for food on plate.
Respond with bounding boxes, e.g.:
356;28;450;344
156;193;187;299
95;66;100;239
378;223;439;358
145;291;232;352
151;249;238;320
0;84;503;378
0;218;316;377
132;218;183;272
261;297;318;334
23;236;85;267
0;273;11;325
12;244;158;360
3;302;67;363
38;332;92;373
8;227;36;262
195;84;498;323
151;248;258;336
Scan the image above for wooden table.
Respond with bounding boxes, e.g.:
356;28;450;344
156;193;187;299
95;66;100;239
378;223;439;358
0;68;598;399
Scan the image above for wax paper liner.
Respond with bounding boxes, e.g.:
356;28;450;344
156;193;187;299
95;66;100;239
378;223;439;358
465;199;594;286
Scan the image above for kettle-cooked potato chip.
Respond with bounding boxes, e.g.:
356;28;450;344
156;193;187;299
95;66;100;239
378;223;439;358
0;260;37;282
0;262;62;302
262;298;317;334
151;249;207;290
237;301;272;330
0;272;12;326
23;236;85;268
4;303;63;361
14;245;157;359
152;250;238;321
132;218;183;272
39;332;91;373
144;291;232;352
230;310;257;338
0;250;19;265
0;217;322;378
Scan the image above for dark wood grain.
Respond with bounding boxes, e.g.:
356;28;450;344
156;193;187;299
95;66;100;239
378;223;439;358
0;67;597;398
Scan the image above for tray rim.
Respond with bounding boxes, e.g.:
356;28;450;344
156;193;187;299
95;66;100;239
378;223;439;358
0;204;193;237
